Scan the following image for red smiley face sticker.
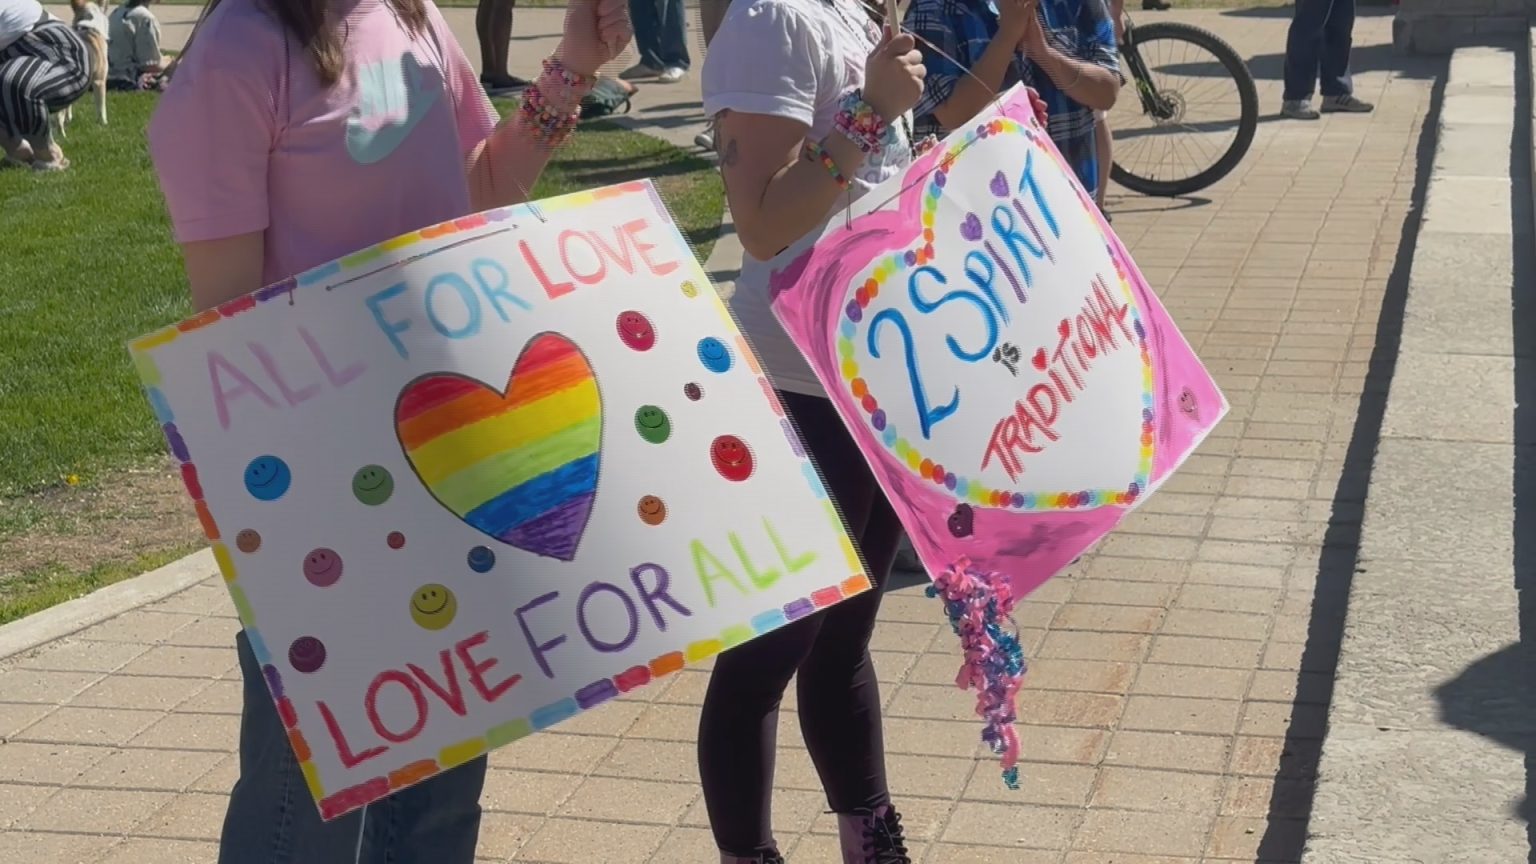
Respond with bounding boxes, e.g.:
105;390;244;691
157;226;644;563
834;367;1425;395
615;311;656;351
710;435;755;482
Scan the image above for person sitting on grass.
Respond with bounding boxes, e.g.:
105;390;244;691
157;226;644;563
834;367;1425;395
907;0;1120;204
106;0;163;90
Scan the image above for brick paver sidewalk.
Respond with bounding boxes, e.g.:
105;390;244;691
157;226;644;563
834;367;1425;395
1;9;1440;863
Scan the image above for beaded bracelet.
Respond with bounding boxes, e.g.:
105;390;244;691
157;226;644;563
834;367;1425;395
517;84;580;148
832;88;889;155
540;56;595;91
804;141;849;189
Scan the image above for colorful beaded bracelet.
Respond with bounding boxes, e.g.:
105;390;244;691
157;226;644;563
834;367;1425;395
804;141;849;189
540;56;595;91
518;77;581;147
832;88;890;155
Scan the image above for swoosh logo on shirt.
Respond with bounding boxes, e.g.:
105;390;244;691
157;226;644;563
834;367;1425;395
345;53;442;165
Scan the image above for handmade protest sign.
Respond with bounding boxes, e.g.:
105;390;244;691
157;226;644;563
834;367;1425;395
759;85;1227;783
129;181;867;819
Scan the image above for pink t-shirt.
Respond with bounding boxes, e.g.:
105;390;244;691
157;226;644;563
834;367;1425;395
149;0;498;286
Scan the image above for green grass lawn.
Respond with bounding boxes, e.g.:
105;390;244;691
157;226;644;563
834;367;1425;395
0;92;723;502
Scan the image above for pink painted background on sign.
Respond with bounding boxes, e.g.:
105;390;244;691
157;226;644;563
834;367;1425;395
766;88;1227;599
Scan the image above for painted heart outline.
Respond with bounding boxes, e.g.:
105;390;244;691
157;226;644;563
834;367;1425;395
833;117;1155;514
394;332;602;561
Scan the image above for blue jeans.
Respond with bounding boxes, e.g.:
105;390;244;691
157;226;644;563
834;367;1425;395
629;0;690;70
1282;0;1355;101
218;631;488;864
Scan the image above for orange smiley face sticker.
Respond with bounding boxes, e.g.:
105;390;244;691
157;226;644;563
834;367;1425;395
637;495;667;525
710;435;754;482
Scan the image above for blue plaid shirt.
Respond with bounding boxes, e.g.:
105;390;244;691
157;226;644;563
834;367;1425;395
906;0;1119;196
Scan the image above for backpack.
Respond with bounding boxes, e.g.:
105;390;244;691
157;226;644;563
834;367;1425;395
579;78;633;120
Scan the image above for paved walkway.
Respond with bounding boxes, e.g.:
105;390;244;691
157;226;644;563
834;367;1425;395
6;8;1443;863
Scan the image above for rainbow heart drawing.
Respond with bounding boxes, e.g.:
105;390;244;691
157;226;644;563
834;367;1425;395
395;332;601;561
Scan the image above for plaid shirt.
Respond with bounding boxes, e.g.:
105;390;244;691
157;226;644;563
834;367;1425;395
906;0;1119;196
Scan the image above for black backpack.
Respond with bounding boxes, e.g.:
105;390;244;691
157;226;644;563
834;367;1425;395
579;78;633;120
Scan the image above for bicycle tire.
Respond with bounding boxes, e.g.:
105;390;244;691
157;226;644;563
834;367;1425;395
1110;21;1258;198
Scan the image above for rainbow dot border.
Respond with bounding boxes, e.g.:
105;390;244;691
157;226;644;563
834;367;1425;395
128;181;872;820
835;118;1156;512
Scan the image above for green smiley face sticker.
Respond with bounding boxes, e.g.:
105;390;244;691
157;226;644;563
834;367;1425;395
634;405;672;444
351;465;395;506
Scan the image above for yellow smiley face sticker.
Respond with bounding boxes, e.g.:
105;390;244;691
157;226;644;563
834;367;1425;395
409;583;458;631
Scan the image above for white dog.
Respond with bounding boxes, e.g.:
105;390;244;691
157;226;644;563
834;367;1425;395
52;0;110;139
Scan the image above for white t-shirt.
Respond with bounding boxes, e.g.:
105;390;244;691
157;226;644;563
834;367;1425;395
702;0;913;396
0;0;46;52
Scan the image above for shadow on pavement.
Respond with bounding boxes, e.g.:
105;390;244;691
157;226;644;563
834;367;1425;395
1153;42;1440;82
1255;50;1448;863
1436;44;1535;863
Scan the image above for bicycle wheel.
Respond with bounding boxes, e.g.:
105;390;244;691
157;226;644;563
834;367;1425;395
1109;21;1258;197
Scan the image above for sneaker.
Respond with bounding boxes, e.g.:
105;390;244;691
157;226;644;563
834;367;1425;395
1142;0;1171;8
1281;99;1320;120
657;66;688;83
836;805;912;864
694;130;715;150
1321;94;1374;113
480;74;531;96
619;63;663;81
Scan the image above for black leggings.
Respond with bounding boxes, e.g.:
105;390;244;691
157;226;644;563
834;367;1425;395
697;391;906;856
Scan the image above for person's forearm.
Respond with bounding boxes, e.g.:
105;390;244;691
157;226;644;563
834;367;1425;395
466;73;591;211
1030;43;1119;110
730;133;868;261
932;36;1020;130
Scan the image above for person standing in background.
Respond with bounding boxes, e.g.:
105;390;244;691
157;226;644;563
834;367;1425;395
1281;0;1372;119
476;0;527;92
620;0;689;82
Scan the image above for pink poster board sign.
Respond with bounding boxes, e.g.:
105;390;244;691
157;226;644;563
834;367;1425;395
758;86;1227;781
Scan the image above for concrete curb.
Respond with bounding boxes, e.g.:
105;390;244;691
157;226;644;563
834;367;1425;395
0;549;214;661
1302;41;1532;863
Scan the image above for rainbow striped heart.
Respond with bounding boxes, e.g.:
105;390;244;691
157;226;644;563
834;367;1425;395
395;333;601;562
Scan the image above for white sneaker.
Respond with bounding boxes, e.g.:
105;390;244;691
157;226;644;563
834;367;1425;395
694;130;714;150
1281;99;1320;120
657;66;687;83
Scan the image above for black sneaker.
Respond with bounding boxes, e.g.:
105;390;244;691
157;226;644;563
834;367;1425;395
481;74;531;96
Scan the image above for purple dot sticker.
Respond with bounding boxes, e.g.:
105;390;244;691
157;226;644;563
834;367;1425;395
684;382;703;401
387;531;406;549
289;636;326;674
302;548;342;587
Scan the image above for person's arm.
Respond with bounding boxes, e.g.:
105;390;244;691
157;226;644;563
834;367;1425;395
715;110;871;261
913;0;1029;131
1020;2;1118;110
464;0;630;210
183;234;266;311
136;12;165;74
147;22;278;308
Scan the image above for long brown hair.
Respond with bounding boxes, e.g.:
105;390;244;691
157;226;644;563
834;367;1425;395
176;0;429;86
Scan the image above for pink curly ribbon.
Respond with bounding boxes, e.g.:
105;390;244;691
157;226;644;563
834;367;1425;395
926;557;1026;788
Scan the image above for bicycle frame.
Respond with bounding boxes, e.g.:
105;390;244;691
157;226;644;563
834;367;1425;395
1118;15;1180;122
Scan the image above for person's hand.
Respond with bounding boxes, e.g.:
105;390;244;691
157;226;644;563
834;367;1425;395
863;29;926;122
555;0;633;80
995;0;1034;44
1026;86;1048;125
1018;1;1049;55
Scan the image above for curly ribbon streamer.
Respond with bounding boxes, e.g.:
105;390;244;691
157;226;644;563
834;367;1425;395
925;556;1026;789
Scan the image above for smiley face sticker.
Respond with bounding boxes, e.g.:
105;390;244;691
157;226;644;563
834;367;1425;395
615;311;656;351
351;465;394;506
288;636;327;674
634;405;672;444
244;455;291;501
302;548;343;587
235;529;262;554
697;337;733;374
710;435;755;482
637;495;668;525
410;584;458;631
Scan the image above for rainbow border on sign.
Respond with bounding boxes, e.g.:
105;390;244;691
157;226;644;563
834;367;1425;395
833;118;1157;513
128;181;871;820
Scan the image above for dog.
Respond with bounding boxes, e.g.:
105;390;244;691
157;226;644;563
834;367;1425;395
52;0;109;139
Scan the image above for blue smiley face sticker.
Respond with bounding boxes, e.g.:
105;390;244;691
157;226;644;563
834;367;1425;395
697;337;732;374
467;546;496;573
244;455;292;501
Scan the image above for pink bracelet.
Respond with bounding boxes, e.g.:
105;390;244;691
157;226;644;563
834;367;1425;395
517;79;581;148
832;89;889;155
